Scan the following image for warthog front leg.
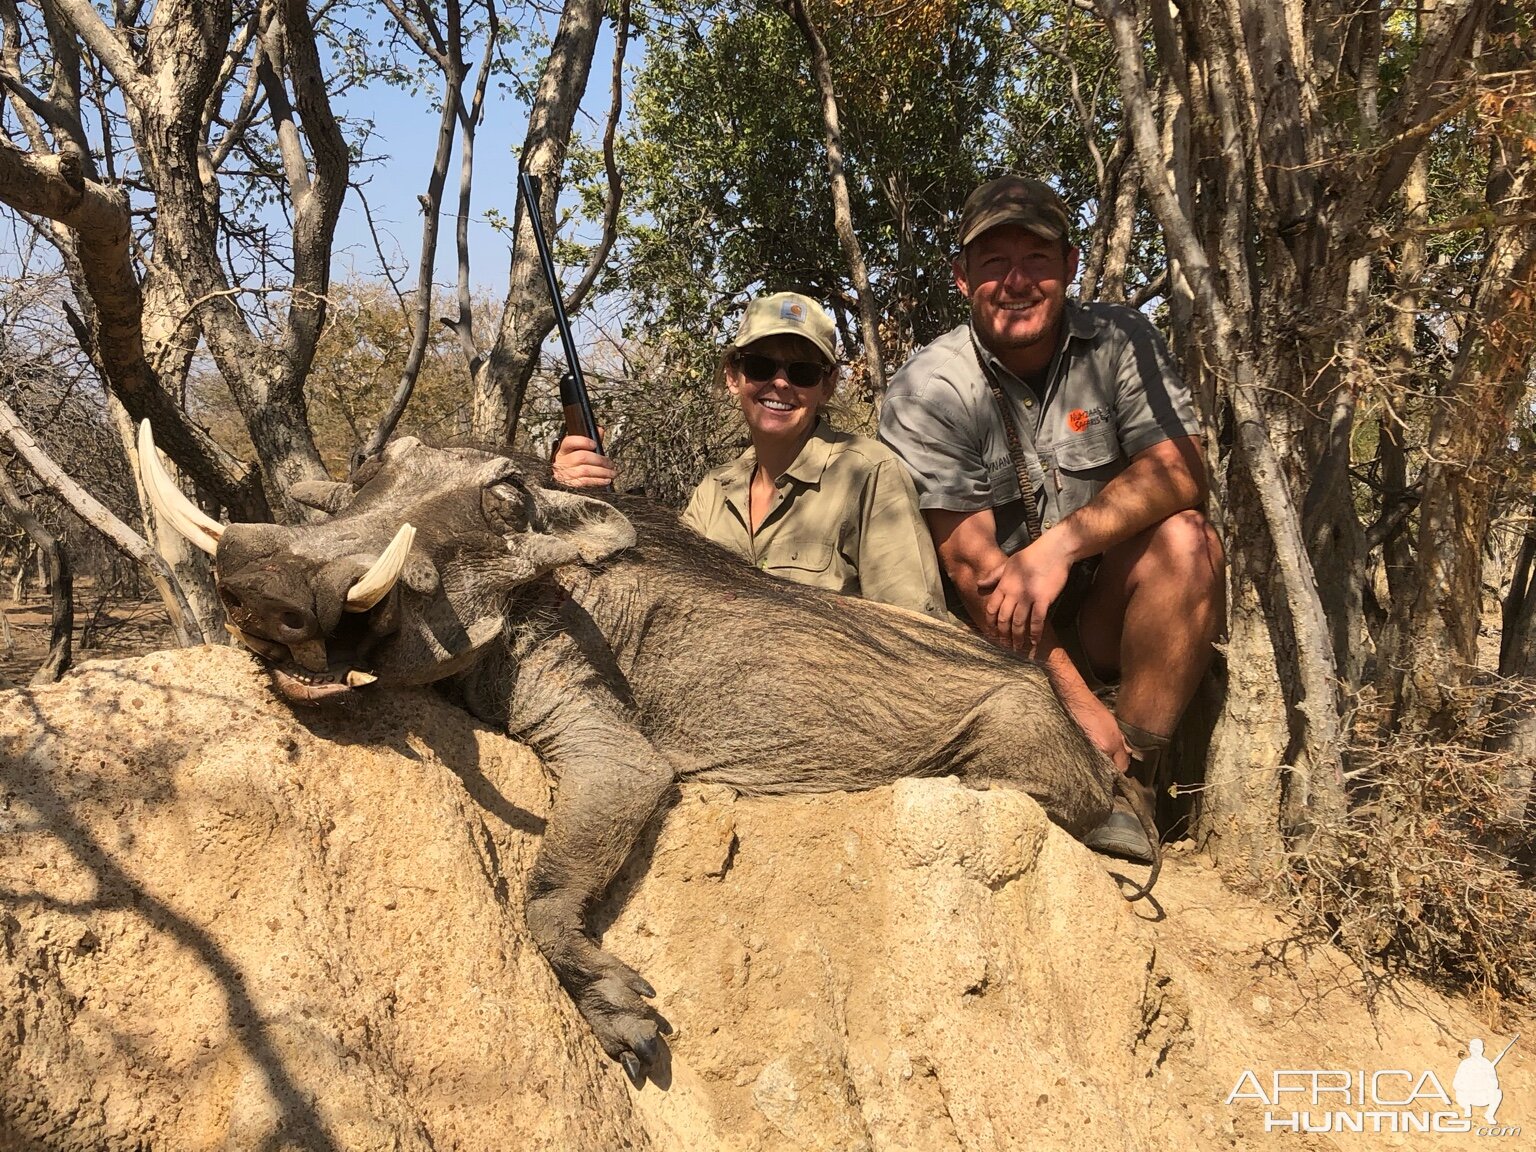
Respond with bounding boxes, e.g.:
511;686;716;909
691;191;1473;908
522;709;677;1084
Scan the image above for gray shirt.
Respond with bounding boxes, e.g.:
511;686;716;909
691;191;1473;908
878;301;1200;555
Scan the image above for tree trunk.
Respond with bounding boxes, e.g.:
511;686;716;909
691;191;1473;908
784;0;886;399
1101;0;1347;843
475;0;607;446
1198;470;1290;873
0;145;261;516
0;401;203;648
1491;512;1536;826
1098;143;1139;304
1300;254;1371;695
0;469;72;684
1399;209;1535;731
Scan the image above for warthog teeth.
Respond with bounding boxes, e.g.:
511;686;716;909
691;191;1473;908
345;670;378;687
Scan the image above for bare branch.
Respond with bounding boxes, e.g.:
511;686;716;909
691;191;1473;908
380;0;447;69
255;11;313;205
1;0;55;149
0;141;260;514
47;0;143;100
37;3;97;174
1025;34;1104;187
446;0;500;377
204;4;264;166
476;0;607;443
563;0;628;317
273;0;350;387
1363;0;1487;217
362;0;467;458
782;0;885;392
209;50;269;171
0;463;73;682
0;398;203;647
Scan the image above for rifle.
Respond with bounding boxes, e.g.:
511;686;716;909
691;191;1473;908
1491;1033;1520;1066
518;167;603;455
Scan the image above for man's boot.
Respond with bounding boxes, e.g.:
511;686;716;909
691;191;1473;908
1082;721;1169;864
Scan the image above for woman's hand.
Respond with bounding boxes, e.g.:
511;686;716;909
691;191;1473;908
552;434;616;489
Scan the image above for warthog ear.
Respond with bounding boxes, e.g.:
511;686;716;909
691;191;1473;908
288;480;356;515
532;488;636;564
499;487;635;581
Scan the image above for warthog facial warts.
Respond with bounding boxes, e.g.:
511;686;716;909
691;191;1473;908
140;424;1143;1085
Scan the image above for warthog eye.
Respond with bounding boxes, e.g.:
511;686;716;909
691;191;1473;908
482;481;531;532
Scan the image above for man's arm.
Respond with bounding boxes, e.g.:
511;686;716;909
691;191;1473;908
982;434;1207;651
926;505;1129;770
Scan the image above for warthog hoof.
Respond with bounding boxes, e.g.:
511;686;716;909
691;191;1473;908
579;954;671;1083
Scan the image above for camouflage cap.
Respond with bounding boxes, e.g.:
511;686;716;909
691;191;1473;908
727;291;838;365
957;176;1073;249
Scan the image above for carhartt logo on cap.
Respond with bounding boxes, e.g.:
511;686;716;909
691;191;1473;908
780;299;807;322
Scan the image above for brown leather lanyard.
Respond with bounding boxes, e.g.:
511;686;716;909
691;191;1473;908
971;331;1061;544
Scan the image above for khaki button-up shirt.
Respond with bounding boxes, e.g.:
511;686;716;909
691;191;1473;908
681;421;946;619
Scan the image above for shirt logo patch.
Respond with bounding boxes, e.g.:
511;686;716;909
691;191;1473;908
780;300;806;322
1068;406;1113;432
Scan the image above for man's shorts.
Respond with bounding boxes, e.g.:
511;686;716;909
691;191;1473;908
1051;555;1116;694
1049;555;1103;628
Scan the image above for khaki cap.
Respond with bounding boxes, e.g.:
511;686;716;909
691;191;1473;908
958;176;1072;249
728;291;838;365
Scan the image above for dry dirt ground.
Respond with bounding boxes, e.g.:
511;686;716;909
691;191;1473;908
1;645;1531;1150
0;587;173;686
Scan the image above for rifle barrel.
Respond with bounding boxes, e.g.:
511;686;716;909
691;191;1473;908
519;169;602;452
1491;1033;1520;1066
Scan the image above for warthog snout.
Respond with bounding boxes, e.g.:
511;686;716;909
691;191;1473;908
217;570;321;648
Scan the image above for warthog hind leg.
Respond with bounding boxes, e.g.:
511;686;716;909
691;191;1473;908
926;682;1116;837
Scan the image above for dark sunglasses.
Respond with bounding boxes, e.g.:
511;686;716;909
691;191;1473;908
735;352;829;389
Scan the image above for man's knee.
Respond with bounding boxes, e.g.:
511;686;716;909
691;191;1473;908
1144;510;1224;595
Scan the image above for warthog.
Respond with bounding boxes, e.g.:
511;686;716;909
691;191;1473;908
138;425;1153;1083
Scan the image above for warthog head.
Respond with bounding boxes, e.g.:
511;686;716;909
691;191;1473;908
138;423;634;701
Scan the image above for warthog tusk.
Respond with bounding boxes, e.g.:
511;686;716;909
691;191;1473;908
136;420;224;556
344;523;415;612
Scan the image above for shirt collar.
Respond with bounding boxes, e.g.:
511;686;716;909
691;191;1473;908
717;417;836;489
715;417;835;520
780;418;837;487
717;443;756;522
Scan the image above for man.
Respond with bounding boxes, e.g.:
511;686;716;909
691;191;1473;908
879;175;1225;862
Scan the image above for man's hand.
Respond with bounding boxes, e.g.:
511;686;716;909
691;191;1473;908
552;434;615;489
1075;691;1131;772
1035;632;1129;772
976;535;1073;652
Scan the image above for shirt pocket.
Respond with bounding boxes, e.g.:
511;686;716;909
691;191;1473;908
762;540;854;594
1052;425;1121;477
987;454;1048;502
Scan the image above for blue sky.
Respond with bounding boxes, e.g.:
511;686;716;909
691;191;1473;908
326;13;628;298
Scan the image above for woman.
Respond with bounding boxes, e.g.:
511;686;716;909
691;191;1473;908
554;291;946;619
